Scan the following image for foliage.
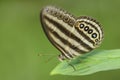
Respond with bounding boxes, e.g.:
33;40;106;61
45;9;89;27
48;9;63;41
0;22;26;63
51;49;120;76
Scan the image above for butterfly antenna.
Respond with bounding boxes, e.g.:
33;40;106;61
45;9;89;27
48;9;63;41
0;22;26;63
38;53;57;63
45;55;56;63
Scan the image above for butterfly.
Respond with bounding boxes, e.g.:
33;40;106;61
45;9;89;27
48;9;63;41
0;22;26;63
40;6;104;61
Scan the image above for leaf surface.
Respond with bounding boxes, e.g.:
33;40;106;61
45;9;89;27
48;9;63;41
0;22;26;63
51;49;120;76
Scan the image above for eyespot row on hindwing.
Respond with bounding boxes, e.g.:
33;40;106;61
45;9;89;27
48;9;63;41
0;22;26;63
76;16;104;46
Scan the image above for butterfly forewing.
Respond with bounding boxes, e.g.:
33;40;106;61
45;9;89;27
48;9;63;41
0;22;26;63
40;6;104;61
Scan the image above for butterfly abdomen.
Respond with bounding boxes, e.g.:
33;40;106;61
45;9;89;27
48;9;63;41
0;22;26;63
40;6;104;61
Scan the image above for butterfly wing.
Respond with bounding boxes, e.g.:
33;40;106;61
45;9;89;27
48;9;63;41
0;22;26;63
40;6;104;60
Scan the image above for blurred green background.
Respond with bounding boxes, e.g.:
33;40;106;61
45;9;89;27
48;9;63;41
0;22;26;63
0;0;120;80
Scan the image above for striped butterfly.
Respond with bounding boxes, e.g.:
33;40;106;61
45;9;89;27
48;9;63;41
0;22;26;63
40;6;104;61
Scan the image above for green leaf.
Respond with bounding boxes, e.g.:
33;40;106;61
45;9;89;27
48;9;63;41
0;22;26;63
50;49;120;76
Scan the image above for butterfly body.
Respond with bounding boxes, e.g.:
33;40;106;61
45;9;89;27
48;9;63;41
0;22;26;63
40;6;104;61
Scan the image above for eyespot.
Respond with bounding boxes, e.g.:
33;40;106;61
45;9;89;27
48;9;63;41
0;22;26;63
50;10;53;14
95;39;99;42
84;26;89;31
63;16;69;22
68;19;74;26
88;29;93;34
79;24;84;28
57;13;63;19
45;8;49;12
92;33;97;38
53;11;57;16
